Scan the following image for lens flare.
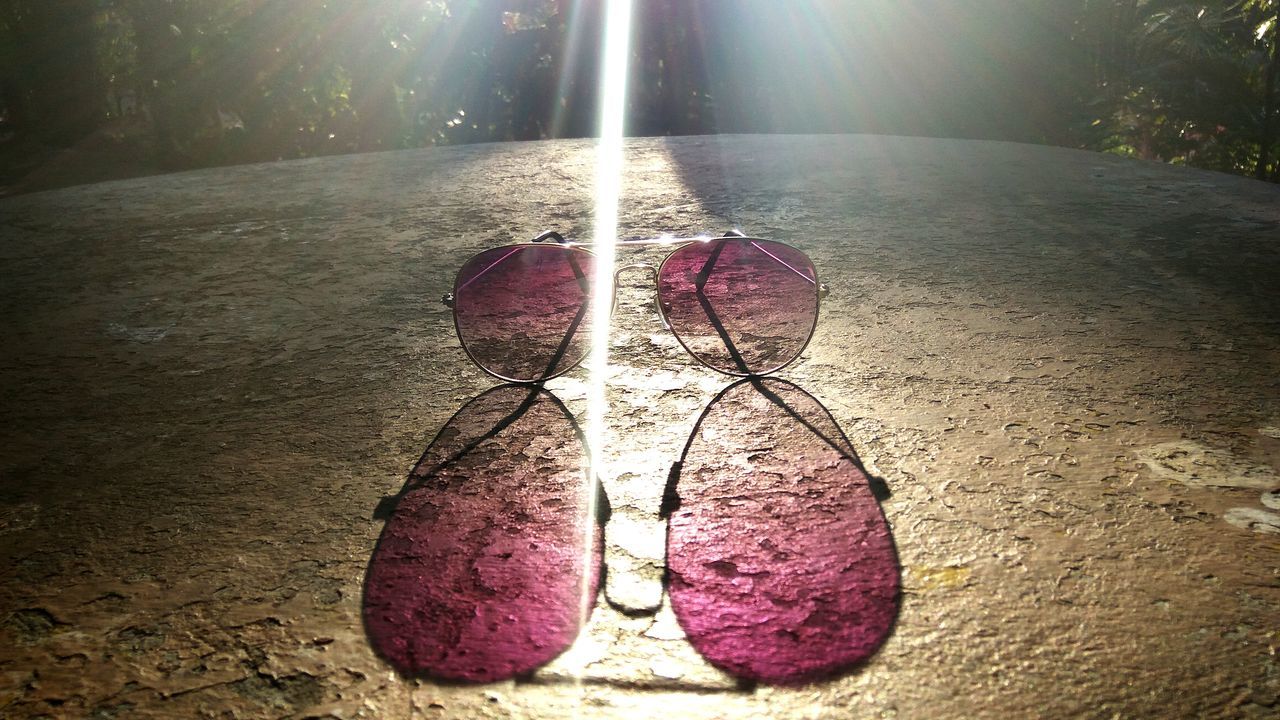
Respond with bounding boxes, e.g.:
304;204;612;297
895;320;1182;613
578;0;632;672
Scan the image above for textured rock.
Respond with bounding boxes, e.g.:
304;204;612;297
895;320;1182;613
0;135;1278;718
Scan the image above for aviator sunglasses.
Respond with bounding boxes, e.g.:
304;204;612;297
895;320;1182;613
442;230;828;383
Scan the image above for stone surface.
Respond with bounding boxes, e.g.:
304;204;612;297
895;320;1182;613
0;134;1278;718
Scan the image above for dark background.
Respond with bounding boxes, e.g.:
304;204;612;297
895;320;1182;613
2;0;1277;194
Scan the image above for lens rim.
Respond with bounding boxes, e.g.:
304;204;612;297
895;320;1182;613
450;242;600;384
655;237;822;377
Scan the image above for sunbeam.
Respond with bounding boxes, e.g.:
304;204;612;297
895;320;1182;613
578;0;633;675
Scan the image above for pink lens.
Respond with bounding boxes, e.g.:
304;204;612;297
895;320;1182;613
658;239;819;375
453;245;595;382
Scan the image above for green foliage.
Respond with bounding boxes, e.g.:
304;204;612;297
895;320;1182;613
1074;0;1279;178
0;0;1276;182
1;0;106;144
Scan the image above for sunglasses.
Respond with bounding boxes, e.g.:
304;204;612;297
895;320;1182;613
442;230;828;382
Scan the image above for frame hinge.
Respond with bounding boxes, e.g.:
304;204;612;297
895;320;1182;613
531;230;568;244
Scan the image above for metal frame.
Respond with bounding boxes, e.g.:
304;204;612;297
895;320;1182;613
442;231;829;383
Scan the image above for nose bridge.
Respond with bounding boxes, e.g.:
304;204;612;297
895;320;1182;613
613;261;657;286
611;262;670;329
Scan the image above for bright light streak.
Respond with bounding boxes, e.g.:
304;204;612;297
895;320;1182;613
579;0;632;668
